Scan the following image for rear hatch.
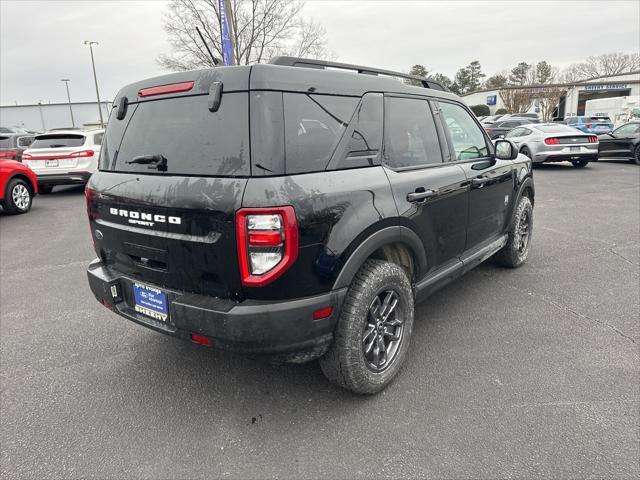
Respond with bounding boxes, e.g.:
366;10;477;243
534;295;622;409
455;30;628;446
23;133;86;172
87;69;251;300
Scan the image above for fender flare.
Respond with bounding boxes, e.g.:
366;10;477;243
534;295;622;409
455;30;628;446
332;226;427;290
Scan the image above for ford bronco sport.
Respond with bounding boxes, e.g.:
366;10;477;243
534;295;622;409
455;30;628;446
86;57;534;394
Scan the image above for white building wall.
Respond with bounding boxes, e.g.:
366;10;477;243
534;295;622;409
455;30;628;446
0;101;112;132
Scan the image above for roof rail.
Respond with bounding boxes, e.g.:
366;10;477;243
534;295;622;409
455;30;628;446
269;56;447;92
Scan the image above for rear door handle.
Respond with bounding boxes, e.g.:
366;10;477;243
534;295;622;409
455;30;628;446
406;189;437;203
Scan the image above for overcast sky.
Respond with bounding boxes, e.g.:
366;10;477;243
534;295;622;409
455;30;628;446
1;0;638;105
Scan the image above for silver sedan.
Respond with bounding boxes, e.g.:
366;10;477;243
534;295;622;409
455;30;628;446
504;123;599;168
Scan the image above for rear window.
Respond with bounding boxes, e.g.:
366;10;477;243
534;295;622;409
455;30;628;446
100;93;249;176
30;134;85;149
537;125;577;133
0;136;11;148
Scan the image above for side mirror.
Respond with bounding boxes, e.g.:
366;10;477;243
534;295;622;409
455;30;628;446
494;139;518;160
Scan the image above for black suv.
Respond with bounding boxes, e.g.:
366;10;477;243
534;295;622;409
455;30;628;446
86;57;534;394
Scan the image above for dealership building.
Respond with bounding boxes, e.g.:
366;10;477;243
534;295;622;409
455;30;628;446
462;70;640;118
0;100;112;132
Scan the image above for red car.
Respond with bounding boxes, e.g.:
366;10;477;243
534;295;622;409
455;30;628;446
0;159;38;214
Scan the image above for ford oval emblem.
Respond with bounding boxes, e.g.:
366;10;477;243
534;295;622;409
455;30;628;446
94;229;104;240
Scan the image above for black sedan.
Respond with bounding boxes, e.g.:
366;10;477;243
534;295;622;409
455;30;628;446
597;122;640;165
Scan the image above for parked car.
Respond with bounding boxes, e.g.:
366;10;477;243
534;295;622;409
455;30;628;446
565;116;613;134
0;157;38;214
0;133;35;162
85;57;534;394
22;129;104;194
505;123;598;167
483;118;538;139
597;122;640;165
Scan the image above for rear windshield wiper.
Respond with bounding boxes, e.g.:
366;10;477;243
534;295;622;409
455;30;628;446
126;154;167;171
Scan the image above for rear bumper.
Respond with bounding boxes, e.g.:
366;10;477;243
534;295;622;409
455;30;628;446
87;259;345;361
37;171;92;186
533;148;598;164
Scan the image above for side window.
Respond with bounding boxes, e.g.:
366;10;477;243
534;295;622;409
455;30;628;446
93;133;104;146
283;93;358;174
505;127;524;138
438;101;489;160
384;97;442;168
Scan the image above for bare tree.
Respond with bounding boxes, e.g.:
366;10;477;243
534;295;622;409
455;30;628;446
158;0;330;70
559;52;640;82
499;88;531;113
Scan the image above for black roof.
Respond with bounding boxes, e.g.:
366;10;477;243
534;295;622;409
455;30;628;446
114;59;460;105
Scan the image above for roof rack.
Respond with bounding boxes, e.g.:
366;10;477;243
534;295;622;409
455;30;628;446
269;56;447;92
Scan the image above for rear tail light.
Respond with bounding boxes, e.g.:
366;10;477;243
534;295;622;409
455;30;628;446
544;137;560;145
69;149;94;158
236;206;298;287
0;150;18;160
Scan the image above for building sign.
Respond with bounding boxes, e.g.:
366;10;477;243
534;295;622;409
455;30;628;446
583;83;628;91
486;95;497;105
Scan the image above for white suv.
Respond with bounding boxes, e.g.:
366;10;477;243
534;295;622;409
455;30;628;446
22;129;104;194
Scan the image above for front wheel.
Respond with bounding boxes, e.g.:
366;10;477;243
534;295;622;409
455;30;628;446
572;160;589;168
2;178;33;214
320;259;414;394
493;195;533;268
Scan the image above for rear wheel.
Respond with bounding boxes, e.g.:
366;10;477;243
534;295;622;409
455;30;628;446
2;178;33;214
572;160;589;168
320;259;414;394
493;195;533;268
38;185;53;194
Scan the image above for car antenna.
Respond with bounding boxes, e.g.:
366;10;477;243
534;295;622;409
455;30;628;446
196;26;220;66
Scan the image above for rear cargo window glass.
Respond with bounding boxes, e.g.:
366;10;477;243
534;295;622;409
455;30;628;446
284;93;358;174
0;136;11;148
30;134;85;148
101;93;249;177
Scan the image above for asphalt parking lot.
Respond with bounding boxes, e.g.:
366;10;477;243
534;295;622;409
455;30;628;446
1;160;638;479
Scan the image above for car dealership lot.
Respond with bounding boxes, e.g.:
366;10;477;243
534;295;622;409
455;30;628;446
1;162;638;479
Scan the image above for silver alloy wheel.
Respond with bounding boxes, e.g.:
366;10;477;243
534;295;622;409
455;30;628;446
362;289;404;372
517;208;531;254
12;184;30;211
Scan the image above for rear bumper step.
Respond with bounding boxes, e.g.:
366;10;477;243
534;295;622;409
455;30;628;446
87;259;345;361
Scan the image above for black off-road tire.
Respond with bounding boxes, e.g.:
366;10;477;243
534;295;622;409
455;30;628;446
2;178;33;214
319;259;414;394
493;195;533;268
38;185;53;194
572;159;589;168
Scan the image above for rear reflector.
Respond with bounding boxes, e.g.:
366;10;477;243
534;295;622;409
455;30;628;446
190;334;211;346
313;306;333;320
138;81;194;97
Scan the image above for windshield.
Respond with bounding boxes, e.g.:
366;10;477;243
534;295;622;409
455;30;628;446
30;134;85;149
100;93;249;177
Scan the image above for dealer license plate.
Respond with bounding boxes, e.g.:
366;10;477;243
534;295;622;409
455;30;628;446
133;282;169;322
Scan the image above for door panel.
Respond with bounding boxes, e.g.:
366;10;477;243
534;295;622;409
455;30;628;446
385;165;469;275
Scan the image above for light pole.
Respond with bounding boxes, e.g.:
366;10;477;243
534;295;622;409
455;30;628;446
83;40;104;128
60;79;75;128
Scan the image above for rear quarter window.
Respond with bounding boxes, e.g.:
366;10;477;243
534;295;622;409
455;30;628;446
100;93;249;177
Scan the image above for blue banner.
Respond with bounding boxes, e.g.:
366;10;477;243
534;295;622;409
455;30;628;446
219;0;233;65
